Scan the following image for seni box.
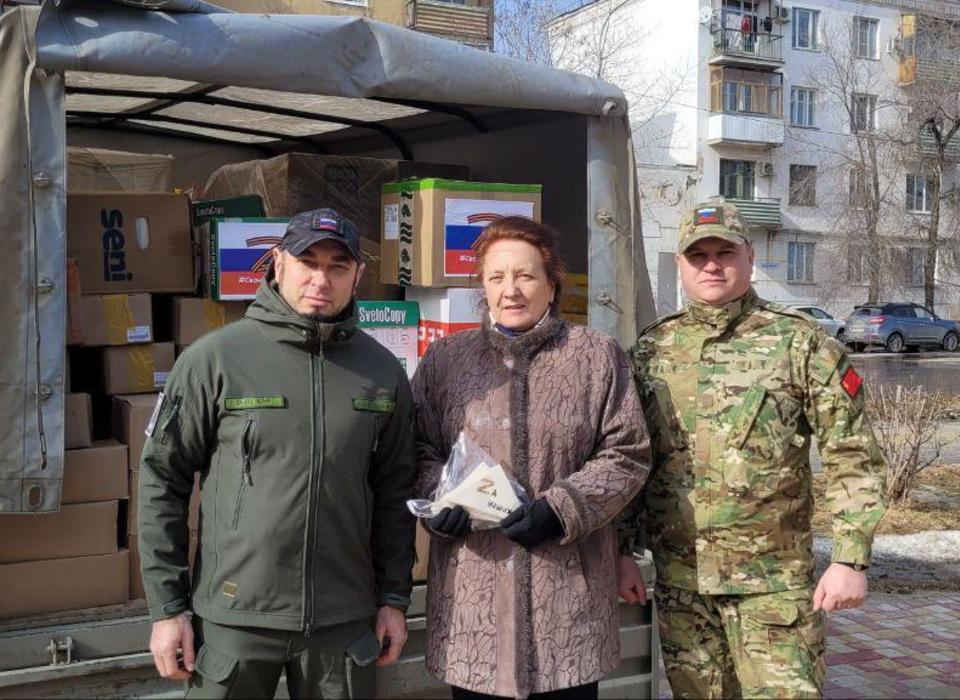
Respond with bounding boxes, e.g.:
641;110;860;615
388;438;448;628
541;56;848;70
209;218;288;300
380;179;542;287
357;301;420;378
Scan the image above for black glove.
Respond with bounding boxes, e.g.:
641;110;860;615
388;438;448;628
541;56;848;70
425;506;472;539
500;499;565;550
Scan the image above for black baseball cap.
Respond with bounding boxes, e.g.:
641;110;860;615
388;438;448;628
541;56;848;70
281;208;361;262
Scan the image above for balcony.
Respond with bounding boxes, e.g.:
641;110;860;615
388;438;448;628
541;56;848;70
920;123;960;160
727;197;782;229
710;26;784;69
707;67;783;147
897;15;960;87
406;0;492;50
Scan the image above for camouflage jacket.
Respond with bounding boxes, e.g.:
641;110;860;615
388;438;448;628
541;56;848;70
631;289;886;595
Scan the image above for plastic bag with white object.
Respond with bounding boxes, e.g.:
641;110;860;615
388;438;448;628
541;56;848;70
407;431;528;529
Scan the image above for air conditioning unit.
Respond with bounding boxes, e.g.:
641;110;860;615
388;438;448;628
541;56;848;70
777;5;790;21
757;162;774;177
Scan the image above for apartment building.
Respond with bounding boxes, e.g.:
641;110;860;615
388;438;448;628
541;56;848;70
552;0;960;318
213;0;494;50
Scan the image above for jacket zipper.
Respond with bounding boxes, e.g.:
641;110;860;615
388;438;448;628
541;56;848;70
303;337;324;636
231;419;255;530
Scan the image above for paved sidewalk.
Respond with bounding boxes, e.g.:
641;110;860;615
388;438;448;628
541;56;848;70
658;592;960;698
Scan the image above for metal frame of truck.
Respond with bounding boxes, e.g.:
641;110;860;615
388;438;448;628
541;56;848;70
0;1;656;695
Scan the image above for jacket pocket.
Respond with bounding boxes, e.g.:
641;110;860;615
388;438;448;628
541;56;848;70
231;418;256;531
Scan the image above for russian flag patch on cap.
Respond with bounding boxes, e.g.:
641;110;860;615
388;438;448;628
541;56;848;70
311;212;342;234
694;207;721;225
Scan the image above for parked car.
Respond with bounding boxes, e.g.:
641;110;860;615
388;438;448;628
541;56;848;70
789;305;846;339
844;302;960;353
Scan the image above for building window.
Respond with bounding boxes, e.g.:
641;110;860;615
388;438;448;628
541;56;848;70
789;165;817;206
788;242;815;282
790;86;816;127
906;174;933;212
906;248;925;286
792;8;820;50
849;169;868;208
851;93;878;132
720;159;756;199
853;17;879;59
847;244;866;283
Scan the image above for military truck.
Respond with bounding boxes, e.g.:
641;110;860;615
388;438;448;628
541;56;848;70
0;1;657;696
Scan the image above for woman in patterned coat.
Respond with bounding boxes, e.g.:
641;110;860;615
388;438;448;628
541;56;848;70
411;216;651;699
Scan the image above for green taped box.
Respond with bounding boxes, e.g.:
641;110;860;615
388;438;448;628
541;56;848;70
380;179;542;287
357;301;420;378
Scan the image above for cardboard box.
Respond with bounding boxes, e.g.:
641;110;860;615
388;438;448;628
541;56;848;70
81;293;153;346
560;272;588;326
0;551;129;619
381;179;542;287
203;153;468;241
67;257;85;345
128;533;197;600
412;522;430;582
209;218;287;300
128;470;199;535
67;193;194;294
174;297;246;346
404;287;482;357
64;392;93;449
193;195;266;297
113;393;160;469
69;146;174;193
62;441;129;505
102;343;175;395
0;501;119;564
357;301;420;378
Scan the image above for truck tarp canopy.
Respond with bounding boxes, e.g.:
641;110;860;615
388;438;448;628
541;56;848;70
1;0;652;512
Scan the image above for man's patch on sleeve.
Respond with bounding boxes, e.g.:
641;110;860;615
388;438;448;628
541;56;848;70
840;367;863;398
145;392;165;437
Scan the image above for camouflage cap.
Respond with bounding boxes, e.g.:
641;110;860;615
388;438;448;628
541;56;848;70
678;200;751;253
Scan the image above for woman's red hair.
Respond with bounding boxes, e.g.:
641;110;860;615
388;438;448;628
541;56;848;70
472;216;566;312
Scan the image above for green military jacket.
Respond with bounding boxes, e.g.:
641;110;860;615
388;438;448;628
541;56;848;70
138;277;416;631
631;289;886;595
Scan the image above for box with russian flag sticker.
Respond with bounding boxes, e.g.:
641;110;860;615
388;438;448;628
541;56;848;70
380;179;542;287
209;218;288;300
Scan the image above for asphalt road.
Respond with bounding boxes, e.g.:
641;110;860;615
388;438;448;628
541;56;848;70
850;350;960;394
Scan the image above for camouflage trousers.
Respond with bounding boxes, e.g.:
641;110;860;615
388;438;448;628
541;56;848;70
656;584;826;699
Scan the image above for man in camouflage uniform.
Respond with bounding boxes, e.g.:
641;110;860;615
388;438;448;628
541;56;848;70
630;200;886;699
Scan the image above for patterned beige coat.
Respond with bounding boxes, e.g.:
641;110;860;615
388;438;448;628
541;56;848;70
411;316;650;697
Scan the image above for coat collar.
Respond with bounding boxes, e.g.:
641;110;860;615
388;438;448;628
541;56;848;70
245;272;357;351
483;312;565;360
685;287;760;331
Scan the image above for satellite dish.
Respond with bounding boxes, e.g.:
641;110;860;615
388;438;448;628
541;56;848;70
699;6;713;24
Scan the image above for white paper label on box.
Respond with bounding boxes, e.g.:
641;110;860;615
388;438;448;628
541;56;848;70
127;325;152;343
443;199;536;277
383;203;399;241
154;372;170;389
145;392;165;437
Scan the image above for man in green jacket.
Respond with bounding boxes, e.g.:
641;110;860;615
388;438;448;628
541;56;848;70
139;208;417;698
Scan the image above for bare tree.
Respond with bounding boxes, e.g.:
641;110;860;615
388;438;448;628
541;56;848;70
891;15;960;310
791;17;906;305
